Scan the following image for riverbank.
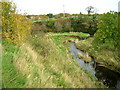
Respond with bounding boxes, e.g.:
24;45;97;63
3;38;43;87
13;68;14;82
48;32;106;88
2;32;105;88
48;32;120;88
69;42;120;88
75;38;120;73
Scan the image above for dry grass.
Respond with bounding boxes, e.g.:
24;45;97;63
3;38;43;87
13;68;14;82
78;52;92;63
13;34;104;88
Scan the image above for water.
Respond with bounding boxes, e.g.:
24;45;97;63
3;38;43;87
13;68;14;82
69;42;120;88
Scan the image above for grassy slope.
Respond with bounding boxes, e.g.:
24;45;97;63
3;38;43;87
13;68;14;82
47;32;105;88
2;41;26;88
75;38;120;73
2;32;105;88
25;33;102;88
47;32;90;52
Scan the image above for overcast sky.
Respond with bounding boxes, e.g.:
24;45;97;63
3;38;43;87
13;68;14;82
14;0;120;15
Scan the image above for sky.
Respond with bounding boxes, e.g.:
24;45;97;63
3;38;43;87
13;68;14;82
14;0;120;15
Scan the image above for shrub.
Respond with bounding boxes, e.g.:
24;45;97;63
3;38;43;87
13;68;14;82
2;2;31;45
93;11;119;50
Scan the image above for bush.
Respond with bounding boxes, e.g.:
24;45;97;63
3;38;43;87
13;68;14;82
46;20;55;29
93;11;119;50
2;2;31;45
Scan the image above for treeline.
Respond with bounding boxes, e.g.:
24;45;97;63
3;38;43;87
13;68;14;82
32;15;99;35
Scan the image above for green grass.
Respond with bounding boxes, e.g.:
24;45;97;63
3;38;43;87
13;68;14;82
48;32;90;37
47;32;90;53
2;41;27;88
32;17;70;23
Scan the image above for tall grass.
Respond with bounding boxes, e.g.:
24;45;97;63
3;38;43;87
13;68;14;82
2;31;105;88
13;32;105;88
2;41;26;88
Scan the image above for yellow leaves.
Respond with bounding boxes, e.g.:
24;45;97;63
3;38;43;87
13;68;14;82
2;2;31;45
3;32;9;38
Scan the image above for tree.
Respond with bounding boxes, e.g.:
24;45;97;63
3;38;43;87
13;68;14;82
85;6;95;15
2;2;31;45
79;12;82;15
46;13;54;18
93;11;119;50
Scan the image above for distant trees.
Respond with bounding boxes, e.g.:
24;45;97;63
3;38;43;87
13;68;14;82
33;13;98;34
71;15;98;35
54;13;71;18
79;12;82;15
46;13;54;18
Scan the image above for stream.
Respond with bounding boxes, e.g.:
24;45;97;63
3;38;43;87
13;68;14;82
69;42;120;89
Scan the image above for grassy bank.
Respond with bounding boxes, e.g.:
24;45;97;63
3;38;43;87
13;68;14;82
75;38;120;73
2;32;106;88
47;32;106;88
48;32;90;37
2;41;26;88
25;33;104;88
47;32;90;53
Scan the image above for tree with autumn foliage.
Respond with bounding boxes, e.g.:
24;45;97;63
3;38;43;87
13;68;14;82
2;2;31;45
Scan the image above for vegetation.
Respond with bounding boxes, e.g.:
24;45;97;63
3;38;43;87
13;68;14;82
2;1;30;88
46;13;54;18
48;32;90;37
2;0;119;88
2;1;104;88
76;38;120;73
2;41;26;88
32;14;98;35
2;32;105;88
93;11;119;50
2;2;31;45
92;12;120;70
47;32;89;53
85;6;95;15
71;15;98;35
76;11;120;73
